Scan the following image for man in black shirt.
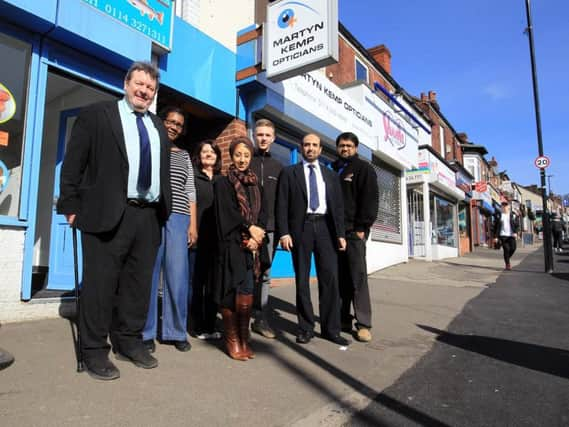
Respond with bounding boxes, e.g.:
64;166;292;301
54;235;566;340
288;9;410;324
249;119;283;338
332;132;378;342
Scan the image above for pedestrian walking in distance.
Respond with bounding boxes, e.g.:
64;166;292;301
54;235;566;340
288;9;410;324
493;200;520;271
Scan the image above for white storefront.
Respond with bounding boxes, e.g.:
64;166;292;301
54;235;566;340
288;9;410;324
406;148;465;260
255;70;421;272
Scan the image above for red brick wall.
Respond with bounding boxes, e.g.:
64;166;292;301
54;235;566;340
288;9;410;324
325;37;393;104
212;119;248;173
326;37;356;86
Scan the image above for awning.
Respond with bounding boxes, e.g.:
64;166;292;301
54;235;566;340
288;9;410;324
480;200;495;215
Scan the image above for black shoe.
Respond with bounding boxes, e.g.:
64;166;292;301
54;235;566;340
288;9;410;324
0;348;15;371
84;358;120;381
173;340;192;352
296;330;314;344
341;321;353;333
143;339;156;353
322;333;351;346
115;349;158;369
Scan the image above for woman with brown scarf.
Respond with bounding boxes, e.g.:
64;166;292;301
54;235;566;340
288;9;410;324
213;137;268;361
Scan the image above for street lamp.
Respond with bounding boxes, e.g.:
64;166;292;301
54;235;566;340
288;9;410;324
524;0;554;273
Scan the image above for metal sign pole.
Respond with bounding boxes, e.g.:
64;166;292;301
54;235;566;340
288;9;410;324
524;0;553;273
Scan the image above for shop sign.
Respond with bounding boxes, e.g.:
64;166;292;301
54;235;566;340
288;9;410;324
489;185;501;203
472;189;492;204
455;170;472;194
474;181;487;193
406;149;429;183
264;0;339;82
81;0;174;51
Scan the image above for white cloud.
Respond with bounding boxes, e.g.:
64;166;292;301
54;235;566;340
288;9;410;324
483;82;511;100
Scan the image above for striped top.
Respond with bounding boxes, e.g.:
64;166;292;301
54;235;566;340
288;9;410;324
170;149;196;216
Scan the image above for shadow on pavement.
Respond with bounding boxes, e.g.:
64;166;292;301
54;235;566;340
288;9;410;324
551;273;569;282
417;324;569;380
441;261;504;272
271;310;448;427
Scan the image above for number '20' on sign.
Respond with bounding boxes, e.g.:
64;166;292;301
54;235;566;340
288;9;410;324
534;155;551;169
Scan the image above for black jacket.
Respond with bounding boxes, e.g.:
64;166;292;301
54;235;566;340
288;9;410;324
213;175;268;308
250;150;283;232
331;155;379;232
57;101;171;237
276;162;345;243
194;169;220;250
493;211;520;237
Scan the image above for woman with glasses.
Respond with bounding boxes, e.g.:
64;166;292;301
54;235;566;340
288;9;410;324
143;106;197;353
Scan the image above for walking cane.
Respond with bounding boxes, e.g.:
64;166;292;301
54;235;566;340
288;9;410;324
72;224;84;372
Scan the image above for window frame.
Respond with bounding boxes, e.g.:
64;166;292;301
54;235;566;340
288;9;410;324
354;56;369;84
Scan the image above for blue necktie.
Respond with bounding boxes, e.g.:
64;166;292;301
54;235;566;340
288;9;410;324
308;164;319;212
134;112;151;193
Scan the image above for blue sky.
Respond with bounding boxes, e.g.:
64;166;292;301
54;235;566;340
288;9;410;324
339;0;569;195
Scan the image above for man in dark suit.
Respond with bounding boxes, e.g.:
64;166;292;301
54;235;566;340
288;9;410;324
276;133;349;346
57;61;171;380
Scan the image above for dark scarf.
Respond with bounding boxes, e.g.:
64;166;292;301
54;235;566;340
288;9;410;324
227;164;263;280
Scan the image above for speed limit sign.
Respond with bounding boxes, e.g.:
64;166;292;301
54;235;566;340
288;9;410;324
534;155;551;169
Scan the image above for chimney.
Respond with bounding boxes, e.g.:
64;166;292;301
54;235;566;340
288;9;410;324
428;90;437;102
368;44;392;75
457;132;468;143
420;92;428;102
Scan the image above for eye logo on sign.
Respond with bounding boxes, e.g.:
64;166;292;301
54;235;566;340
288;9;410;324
276;2;319;29
278;9;297;28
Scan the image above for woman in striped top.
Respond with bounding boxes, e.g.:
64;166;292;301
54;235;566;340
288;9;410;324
143;106;197;353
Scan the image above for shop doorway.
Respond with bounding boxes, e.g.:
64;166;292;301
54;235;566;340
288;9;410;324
408;189;426;257
32;71;119;295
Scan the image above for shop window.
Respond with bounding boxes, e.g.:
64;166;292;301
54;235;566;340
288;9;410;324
355;57;368;83
371;158;402;243
431;194;457;247
0;33;31;217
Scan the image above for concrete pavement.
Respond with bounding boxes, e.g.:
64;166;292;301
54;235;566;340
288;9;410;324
0;245;541;426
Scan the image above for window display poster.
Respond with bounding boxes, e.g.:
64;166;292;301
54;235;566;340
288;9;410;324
0;33;31;216
0;83;16;124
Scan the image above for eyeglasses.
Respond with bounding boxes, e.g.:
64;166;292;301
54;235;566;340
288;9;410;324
164;119;184;129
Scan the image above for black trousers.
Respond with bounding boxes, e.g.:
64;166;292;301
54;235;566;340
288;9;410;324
80;205;160;362
500;236;517;265
339;231;372;329
291;215;341;336
190;247;218;334
553;231;563;250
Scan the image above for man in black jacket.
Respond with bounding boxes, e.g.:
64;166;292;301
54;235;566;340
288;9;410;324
249;119;283;338
332;132;378;342
57;61;171;380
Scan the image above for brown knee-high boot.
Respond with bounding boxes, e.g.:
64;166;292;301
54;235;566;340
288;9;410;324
236;294;255;359
220;308;248;361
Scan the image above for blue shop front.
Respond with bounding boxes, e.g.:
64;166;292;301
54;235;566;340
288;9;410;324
0;0;237;315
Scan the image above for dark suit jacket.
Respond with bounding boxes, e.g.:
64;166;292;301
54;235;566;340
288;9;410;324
276;162;345;243
57;100;171;234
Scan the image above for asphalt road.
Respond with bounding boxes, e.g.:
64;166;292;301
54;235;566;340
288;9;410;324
349;247;569;427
